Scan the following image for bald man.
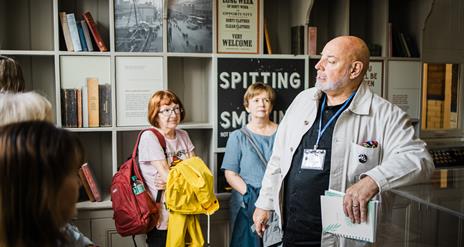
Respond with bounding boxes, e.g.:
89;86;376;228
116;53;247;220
252;36;434;246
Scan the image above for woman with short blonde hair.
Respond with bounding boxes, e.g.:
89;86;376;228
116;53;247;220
0;92;53;126
222;82;278;246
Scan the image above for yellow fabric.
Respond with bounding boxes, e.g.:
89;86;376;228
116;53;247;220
165;156;219;246
166;212;204;247
166;156;219;215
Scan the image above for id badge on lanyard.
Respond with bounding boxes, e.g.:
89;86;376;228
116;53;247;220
299;92;355;170
301;149;326;170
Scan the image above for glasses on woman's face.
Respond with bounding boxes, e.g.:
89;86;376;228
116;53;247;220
159;106;182;116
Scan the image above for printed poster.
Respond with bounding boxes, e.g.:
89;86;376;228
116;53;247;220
217;57;306;148
365;60;383;96
217;0;259;54
116;57;164;126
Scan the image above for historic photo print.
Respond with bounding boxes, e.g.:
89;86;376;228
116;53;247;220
115;0;163;52
168;0;212;53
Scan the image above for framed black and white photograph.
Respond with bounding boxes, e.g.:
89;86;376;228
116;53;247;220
114;0;163;52
167;0;213;53
217;0;259;54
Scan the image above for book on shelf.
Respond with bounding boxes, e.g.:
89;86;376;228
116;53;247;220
80;163;102;202
82;84;89;128
291;25;304;55
399;33;411;57
61;88;78;128
392;31;405;57
66;13;82;52
307;26;317;55
76;22;88;52
321;190;379;243
87;78;100;127
403;34;419;57
80;20;94;52
61;80;111;128
82;11;108;52
76;88;82;128
59;12;74;51
98;83;112;127
78;167;95;202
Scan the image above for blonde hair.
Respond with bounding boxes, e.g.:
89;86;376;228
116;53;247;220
0;92;53;126
243;83;276;108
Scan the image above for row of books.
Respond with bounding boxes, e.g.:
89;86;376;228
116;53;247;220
59;11;108;52
61;78;111;128
388;23;419;58
290;24;419;58
392;32;419;58
78;163;102;202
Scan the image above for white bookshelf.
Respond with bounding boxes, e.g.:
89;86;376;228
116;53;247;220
1;0;439;246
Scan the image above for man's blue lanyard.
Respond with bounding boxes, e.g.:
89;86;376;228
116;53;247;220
314;92;356;150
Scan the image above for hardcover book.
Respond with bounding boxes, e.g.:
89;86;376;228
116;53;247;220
307;26;317;55
98;83;112;127
86;78;100;127
61;88;78;128
82;11;108;52
291;25;304;55
76;88;82;128
66;13;82;52
78;168;95;202
321;190;379;243
59;12;74;51
82;84;89;128
81;20;94;52
77;22;88;52
80;163;102;202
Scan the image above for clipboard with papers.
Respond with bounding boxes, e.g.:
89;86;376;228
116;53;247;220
320;190;379;243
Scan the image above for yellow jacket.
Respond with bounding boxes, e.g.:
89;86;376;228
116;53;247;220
166;156;219;214
165;157;219;247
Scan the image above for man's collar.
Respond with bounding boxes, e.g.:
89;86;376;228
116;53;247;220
312;81;372;115
347;81;372;115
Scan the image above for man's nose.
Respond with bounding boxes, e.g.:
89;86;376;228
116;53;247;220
315;59;324;70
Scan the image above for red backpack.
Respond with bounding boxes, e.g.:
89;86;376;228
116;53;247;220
111;128;166;238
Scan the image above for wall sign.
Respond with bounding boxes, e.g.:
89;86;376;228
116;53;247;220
217;0;259;54
364;60;383;96
216;57;306;148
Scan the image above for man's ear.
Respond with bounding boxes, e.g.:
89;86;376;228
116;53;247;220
349;61;364;79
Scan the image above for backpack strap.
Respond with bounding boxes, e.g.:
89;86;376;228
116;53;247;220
131;128;167;159
132;128;167;203
240;127;268;169
148;128;167;203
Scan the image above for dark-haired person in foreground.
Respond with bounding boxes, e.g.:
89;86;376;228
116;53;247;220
0;121;95;247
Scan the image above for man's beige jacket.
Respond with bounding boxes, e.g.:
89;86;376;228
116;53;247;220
255;81;434;247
